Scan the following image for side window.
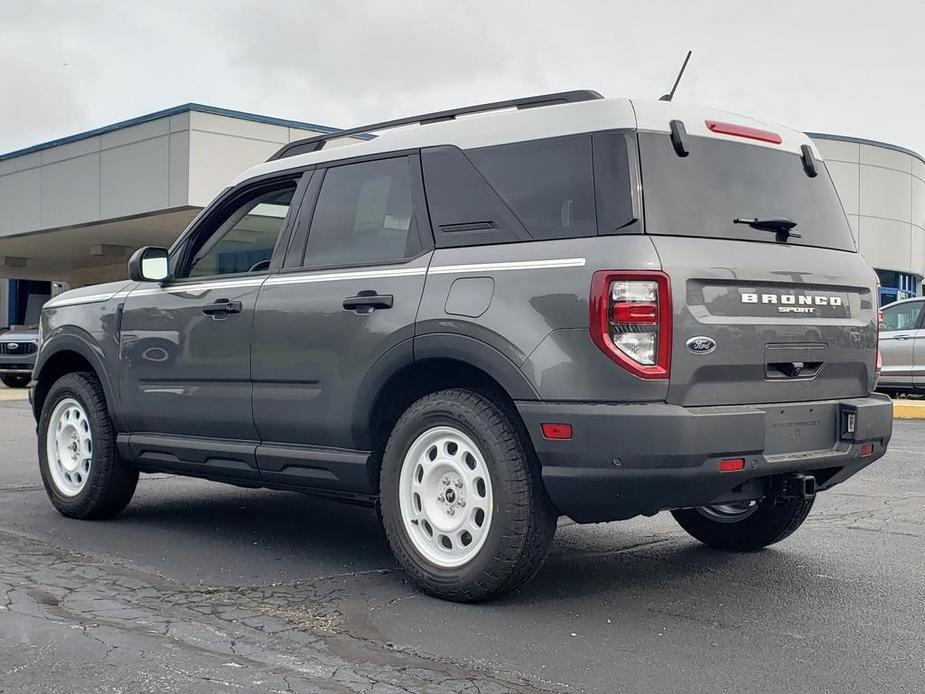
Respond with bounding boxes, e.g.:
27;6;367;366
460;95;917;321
881;302;923;331
467;135;596;240
304;157;421;268
184;182;298;279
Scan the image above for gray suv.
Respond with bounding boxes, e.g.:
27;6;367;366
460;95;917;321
31;91;893;601
0;326;39;388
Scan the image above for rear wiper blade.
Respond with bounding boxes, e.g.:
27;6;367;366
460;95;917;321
733;216;801;238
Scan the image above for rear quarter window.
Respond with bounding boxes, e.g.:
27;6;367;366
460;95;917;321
423;134;637;246
638;132;857;252
466;136;596;241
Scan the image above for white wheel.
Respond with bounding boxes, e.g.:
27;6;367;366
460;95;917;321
398;425;494;568
696;501;758;524
46;397;93;497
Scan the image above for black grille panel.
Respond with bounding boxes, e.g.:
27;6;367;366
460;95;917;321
0;342;37;356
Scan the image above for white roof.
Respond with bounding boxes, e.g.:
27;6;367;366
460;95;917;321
232;96;820;186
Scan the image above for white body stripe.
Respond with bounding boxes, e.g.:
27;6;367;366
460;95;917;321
130;277;265;298
46;257;587;308
46;290;127;308
265;266;427;287
429;258;586;275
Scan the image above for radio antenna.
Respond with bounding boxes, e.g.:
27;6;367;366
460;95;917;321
659;50;692;102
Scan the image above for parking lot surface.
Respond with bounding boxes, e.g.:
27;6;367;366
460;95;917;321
0;398;922;693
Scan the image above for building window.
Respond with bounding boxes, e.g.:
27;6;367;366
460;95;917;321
876;269;919;306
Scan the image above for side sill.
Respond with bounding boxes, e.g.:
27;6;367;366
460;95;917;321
118;434;375;494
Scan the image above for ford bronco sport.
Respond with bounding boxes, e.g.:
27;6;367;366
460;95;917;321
32;91;893;601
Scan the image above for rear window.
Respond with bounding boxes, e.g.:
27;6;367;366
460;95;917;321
638;133;856;252
305;157;421;268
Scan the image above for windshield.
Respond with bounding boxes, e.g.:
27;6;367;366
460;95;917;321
638;132;856;252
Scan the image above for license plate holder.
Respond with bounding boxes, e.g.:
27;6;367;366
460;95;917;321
764;403;837;455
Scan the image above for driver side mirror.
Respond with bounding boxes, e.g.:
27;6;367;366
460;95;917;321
128;247;170;282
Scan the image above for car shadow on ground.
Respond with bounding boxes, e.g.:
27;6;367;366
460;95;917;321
104;479;839;612
112;479;394;564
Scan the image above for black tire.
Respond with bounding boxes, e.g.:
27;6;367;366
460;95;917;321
38;372;138;519
1;374;30;388
380;388;557;602
671;495;815;551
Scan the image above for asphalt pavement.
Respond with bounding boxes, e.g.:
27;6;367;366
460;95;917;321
0;398;922;693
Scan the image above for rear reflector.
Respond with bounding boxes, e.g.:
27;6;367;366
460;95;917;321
860;442;875;457
705;120;782;144
541;423;573;440
612;302;658;324
718;458;746;473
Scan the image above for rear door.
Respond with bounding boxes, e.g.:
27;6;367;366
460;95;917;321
251;154;432;488
637;128;878;407
879;300;925;388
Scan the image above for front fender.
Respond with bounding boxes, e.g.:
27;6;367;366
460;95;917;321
33;330;121;429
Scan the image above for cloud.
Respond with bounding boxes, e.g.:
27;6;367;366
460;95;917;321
2;0;925;156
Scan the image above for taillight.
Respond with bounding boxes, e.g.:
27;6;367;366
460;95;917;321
876;308;882;376
590;270;672;379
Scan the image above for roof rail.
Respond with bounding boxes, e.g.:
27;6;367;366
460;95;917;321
267;89;603;161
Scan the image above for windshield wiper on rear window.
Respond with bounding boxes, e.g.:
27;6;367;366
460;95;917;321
733;216;801;238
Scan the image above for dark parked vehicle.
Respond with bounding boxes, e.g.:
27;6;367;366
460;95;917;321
32;91;892;601
0;326;39;388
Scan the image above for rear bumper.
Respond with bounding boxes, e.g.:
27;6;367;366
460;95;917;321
516;394;893;523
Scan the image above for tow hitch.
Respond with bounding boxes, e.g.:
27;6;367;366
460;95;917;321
775;473;817;501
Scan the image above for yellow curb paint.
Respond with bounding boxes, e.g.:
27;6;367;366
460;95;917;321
892;400;925;419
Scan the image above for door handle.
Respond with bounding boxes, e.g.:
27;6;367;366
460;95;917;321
343;291;394;313
202;299;243;316
895;334;913;340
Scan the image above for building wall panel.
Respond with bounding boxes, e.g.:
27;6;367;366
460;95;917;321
860;143;913;173
857;217;913;272
40;153;100;228
100;135;171;218
859;165;912;222
0;167;41;234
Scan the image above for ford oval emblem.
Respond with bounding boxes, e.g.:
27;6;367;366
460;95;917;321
686;336;716;355
6;343;18;351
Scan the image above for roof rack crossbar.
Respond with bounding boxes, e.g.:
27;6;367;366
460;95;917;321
267;89;603;161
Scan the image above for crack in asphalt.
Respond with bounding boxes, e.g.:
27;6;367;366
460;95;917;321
0;528;557;693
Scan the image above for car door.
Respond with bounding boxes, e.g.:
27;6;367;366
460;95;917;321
251;154;432;492
878;300;925;388
118;172;309;476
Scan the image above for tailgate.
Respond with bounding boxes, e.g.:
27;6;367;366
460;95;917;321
651;236;878;406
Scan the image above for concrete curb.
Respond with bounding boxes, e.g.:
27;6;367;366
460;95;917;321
0;389;29;402
891;399;925;419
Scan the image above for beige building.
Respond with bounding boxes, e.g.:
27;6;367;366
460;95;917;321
0;104;364;326
810;133;925;304
0;107;922;326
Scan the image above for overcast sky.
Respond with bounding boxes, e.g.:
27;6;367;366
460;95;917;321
3;0;924;156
